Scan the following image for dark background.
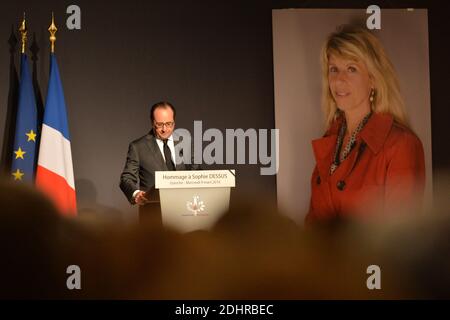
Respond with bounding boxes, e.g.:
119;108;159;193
1;0;449;220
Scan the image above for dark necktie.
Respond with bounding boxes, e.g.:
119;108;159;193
163;139;175;171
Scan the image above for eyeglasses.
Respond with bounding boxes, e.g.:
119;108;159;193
154;121;174;128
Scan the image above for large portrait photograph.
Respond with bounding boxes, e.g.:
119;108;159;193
273;8;432;224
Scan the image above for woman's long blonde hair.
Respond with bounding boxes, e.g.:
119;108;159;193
321;24;409;129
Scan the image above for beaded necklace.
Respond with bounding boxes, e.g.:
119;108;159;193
330;111;372;175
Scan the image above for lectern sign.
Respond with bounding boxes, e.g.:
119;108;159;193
155;170;235;189
155;170;235;233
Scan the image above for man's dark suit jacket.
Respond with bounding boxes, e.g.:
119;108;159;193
120;130;199;206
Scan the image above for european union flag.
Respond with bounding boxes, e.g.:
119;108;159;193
11;54;39;183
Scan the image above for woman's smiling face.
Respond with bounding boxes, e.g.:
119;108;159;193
328;54;373;114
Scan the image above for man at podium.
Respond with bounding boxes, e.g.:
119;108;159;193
119;101;199;222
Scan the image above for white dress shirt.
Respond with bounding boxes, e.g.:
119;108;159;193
155;134;176;164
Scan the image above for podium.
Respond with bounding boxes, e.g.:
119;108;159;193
155;170;235;233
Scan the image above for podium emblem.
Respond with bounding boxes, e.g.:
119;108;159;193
186;195;206;216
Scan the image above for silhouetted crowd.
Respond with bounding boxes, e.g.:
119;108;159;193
1;174;449;299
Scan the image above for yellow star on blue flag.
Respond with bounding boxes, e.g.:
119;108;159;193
26;130;37;142
14;147;26;159
12;169;25;181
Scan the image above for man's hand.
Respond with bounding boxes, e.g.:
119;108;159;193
134;191;149;205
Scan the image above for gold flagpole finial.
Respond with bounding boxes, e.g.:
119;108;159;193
19;12;27;54
48;12;57;53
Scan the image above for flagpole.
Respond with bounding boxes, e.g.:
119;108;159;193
19;13;27;54
48;12;57;53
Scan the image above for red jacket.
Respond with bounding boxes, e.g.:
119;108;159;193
305;112;425;224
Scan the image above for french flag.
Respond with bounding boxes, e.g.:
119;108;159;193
36;54;77;216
